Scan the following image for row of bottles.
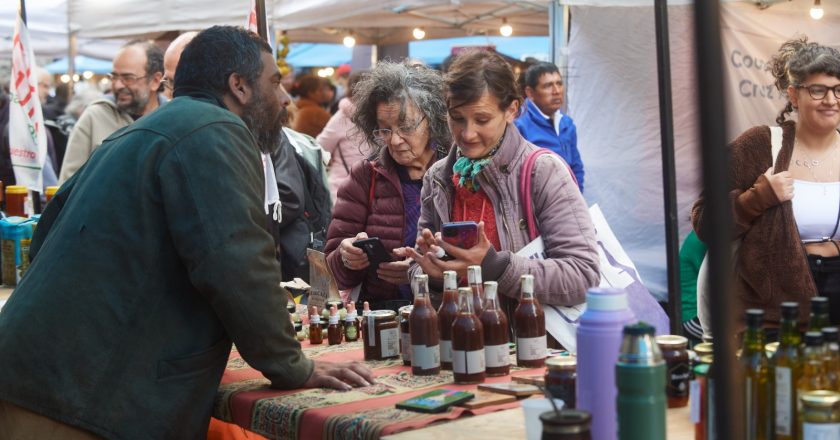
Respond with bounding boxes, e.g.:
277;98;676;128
306;303;361;345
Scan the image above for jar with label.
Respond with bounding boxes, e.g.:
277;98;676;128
515;274;546;368
480;281;510;376
655;335;689;408
546;356;577;409
800;390;840;440
438;270;459;370
410;274;440;375
5;185;27;218
399;305;414;366
452;287;485;384
362;310;400;361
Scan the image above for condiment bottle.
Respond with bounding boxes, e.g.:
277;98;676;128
327;305;342;345
514;274;546;368
480;281;510;376
540;409;592;440
800;332;829;395
309;306;323;345
545;356;577;409
576;287;635;440
773;301;803;440
399;305;414;366
467;265;484;314
690;355;714;440
344;302;360;342
799;390;840;439
438;270;459;370
741;308;771;440
654;335;689;408
5;185;27;218
452;287;485;384
410;274;440;376
616;322;666;440
809;297;830;332
822;327;840;391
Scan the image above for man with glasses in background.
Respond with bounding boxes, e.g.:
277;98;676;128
59;40;166;183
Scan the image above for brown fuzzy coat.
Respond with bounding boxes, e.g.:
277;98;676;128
691;121;816;327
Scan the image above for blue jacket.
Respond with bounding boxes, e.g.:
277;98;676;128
515;98;584;192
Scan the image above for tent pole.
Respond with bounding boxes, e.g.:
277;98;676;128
256;0;268;42
67;0;76;92
693;1;742;439
653;0;681;335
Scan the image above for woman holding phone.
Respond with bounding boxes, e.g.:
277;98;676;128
401;51;599;309
324;61;450;310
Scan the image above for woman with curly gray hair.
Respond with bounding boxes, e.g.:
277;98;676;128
692;37;840;330
323;61;450;310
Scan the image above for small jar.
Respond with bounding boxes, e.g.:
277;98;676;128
655;335;690;408
5;185;27;218
545;355;577;409
399;305;413;366
362;310;400;361
45;186;59;203
693;342;713;358
539;409;591;440
800;390;840;439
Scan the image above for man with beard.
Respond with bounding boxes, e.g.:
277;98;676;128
58;40;166;183
0;26;373;440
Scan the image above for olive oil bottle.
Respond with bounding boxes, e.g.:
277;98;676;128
742;309;771;440
772;302;803;440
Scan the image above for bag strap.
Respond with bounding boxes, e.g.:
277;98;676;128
770;126;783;168
367;161;377;208
519;149;579;241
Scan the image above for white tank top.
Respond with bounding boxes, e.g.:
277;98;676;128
793;179;840;242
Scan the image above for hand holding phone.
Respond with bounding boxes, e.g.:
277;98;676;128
352;237;394;271
441;221;479;249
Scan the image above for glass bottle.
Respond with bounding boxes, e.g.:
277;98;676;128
514;274;546;368
773;301;803;440
410;274;440;376
799;332;829;403
741;308;771;440
438;270;459;371
480;281;510;376
327;305;342;345
468;265;484;315
344;302;360;342
822;327;840;392
452;287;485;384
809;297;830;332
309;306;323;345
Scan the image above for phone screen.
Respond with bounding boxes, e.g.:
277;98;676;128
441;221;478;249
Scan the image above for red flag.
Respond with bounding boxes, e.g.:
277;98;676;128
246;0;259;34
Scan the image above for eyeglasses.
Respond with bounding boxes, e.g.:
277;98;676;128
107;73;148;86
796;83;840;100
372;116;426;146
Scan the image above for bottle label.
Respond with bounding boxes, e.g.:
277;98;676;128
689;379;701;424
368;316;376;345
440;339;453;363
452;348;486;374
380;327;400;358
345;323;358;341
516;335;547;360
775;366;792;436
411;344;440;369
485;344;510;368
803;422;840;439
401;331;412;361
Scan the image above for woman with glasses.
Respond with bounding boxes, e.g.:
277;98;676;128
401;50;599;311
323;61;450;310
692;37;840;329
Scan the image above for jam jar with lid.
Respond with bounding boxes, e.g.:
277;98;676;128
545;355;577;409
655;335;690;408
362;310;400;361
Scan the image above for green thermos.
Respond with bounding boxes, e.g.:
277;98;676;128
616;322;666;440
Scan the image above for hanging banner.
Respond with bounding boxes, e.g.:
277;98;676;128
9;11;47;192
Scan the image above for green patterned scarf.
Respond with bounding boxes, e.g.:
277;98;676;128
452;131;505;192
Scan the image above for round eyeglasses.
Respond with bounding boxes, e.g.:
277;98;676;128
372;116;426;146
796;83;840;101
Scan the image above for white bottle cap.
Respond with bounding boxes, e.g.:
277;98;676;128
467;266;482;284
520;274;534;295
586;287;629;311
443;270;458;290
484;281;498;300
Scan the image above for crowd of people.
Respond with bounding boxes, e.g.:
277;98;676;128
0;23;837;438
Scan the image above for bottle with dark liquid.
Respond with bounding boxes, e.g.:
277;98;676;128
480;281;510;376
514;274;546;368
822;327;840;390
810;296;830;331
328;305;342;345
309;306;323;345
452;287;485;384
344;302;360;342
741;309;770;440
410;274;440;376
468;265;484;315
438;270;459;370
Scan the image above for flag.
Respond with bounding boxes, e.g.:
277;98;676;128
246;0;259;34
9;10;47;192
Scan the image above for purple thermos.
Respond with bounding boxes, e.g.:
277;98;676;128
576;287;636;440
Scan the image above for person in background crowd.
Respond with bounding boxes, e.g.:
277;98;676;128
59;40;167;183
515;62;584;192
324;61;450;311
317;71;372;204
34;67;60;188
290;74;332;138
0;26;373;440
692;37;840;329
331;63;352;113
403;50;599;312
679;230;706;343
162;31;198;99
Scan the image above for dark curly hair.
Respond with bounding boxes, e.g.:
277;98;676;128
769;37;840;125
444;50;522;112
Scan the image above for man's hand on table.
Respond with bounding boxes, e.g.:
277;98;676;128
303;360;376;391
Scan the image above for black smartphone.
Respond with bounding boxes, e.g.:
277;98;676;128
441;221;479;249
352;237;394;270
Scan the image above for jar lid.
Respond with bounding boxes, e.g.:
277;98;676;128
539;409;591;434
655;335;688;348
5;185;27;194
698;354;714;365
368;310;397;321
399;305;414;317
585;287;628;311
694;342;713;356
45;186;59;195
801;390;840;407
546;355;577;369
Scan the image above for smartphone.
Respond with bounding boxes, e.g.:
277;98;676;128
441;221;478;249
352;237;394;270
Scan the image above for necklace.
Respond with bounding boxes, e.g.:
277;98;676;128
794;135;840;195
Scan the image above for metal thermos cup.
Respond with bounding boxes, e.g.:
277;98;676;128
616;322;666;440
